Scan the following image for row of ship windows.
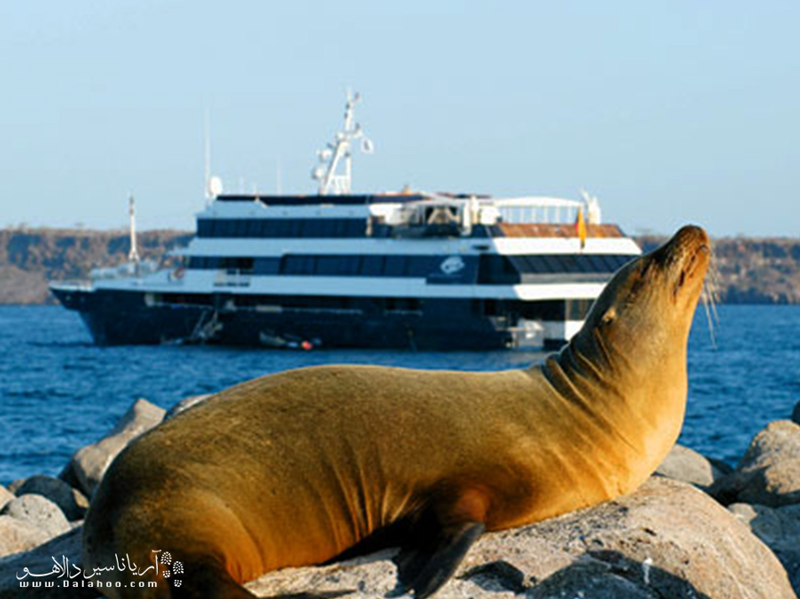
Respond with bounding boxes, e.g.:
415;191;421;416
195;218;491;239
197;218;368;238
186;253;635;277
157;294;594;319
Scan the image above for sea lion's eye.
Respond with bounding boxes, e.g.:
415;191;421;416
601;308;617;326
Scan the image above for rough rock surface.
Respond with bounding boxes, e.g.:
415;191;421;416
655;443;728;491
712;420;800;507
0;495;70;539
59;398;165;496
10;475;88;521
0;486;13;512
730;502;800;594
247;478;795;599
165;393;212;419
0;516;52;559
0;527;97;598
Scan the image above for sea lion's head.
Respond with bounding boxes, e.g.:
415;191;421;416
567;225;710;382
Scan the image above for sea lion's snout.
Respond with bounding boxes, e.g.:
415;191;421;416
673;225;710;285
665;225;710;258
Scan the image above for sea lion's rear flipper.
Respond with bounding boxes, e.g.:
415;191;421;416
394;520;485;599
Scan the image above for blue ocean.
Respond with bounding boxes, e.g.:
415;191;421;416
1;305;799;485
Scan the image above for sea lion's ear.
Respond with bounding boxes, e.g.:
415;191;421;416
601;308;617;326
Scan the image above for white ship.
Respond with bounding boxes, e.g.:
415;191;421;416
51;94;641;350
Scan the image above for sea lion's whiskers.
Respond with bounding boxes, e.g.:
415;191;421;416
700;247;719;348
701;289;717;349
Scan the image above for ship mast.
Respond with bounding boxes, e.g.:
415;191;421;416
128;194;140;264
311;91;374;195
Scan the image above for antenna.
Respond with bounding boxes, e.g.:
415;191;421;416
311;90;374;195
128;194;140;265
204;108;211;200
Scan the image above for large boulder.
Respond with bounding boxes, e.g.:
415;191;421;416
0;527;96;598
0;495;70;539
59;398;166;496
0;516;51;559
730;502;800;594
711;420;800;507
655;443;729;492
9;475;88;521
0;486;13;512
247;478;795;599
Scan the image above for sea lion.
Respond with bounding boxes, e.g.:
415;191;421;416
82;225;710;599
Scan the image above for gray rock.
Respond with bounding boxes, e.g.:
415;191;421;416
711;420;800;507
11;475;88;521
0;486;13;512
0;516;51;559
165;393;212;419
0;527;97;598
60;398;165;496
655;443;728;491
730;502;800;594
1;495;70;539
247;478;795;599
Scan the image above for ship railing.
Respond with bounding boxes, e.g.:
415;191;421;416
488;197;584;225
213;268;252;288
49;280;93;292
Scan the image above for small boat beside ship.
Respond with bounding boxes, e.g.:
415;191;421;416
50;94;641;350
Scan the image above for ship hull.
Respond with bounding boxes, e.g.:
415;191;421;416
50;287;572;351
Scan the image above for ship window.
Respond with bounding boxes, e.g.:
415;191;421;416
275;220;293;237
573;256;592;273
539;255;560;273
407;256;433;277
282;256;316;275
595;255;616;271
315;256;340;275
337;256;361;275
386;297;419;312
361;255;384;276
219;257;254;271
384;256;408;276
303;220;324;237
246;220;262;237
614;255;633;270
330;219;345;237
260;221;276;237
254;258;280;274
348;220;366;236
283;220;299;237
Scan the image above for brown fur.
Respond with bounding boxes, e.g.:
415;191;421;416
83;225;709;599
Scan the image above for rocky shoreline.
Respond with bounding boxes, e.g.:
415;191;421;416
2;396;800;598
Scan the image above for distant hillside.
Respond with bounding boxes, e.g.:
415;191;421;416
0;228;191;304
0;228;798;305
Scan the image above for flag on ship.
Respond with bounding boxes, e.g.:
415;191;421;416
575;207;587;250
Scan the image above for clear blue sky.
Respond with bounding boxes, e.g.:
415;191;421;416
1;1;798;236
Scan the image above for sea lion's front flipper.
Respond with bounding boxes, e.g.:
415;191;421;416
394;520;485;599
